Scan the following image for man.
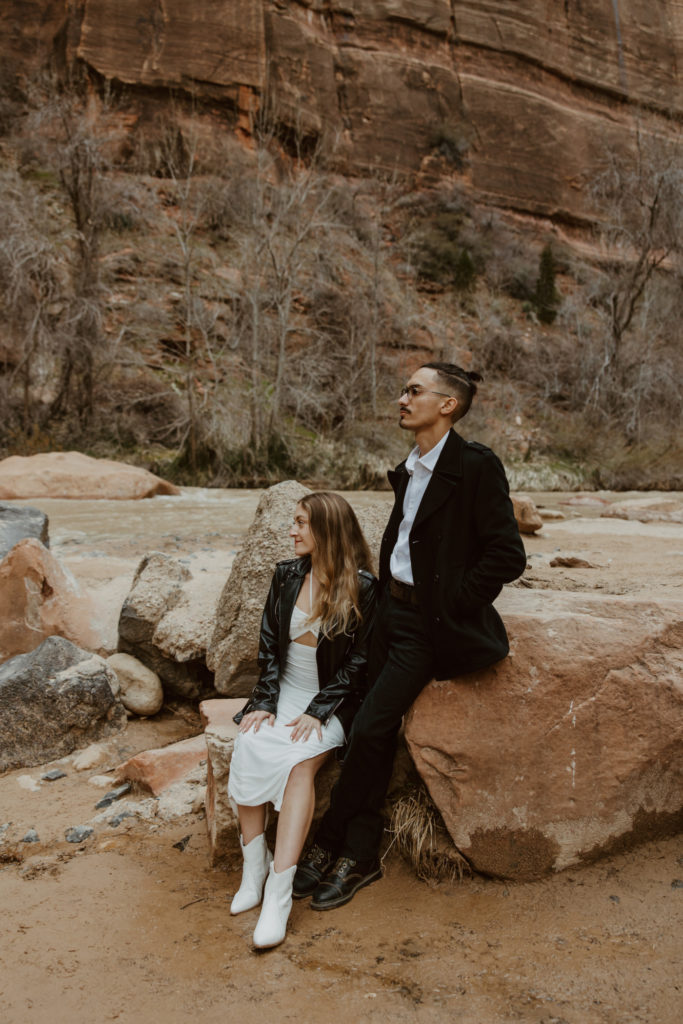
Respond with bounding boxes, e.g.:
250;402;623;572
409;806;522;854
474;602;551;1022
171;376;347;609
293;361;527;910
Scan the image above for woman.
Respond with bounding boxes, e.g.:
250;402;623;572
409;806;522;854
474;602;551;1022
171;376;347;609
227;491;377;949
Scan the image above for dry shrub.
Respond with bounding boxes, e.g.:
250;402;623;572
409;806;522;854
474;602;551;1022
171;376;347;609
386;783;471;884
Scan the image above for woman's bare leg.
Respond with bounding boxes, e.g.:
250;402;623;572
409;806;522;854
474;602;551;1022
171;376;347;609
273;752;330;871
236;803;267;844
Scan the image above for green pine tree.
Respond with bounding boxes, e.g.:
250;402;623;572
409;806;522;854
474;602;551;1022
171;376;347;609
534;244;560;324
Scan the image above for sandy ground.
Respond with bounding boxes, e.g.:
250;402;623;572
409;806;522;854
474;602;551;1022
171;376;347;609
1;488;682;1024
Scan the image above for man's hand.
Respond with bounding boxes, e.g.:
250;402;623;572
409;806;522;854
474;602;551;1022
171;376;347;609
286;713;323;743
238;710;275;733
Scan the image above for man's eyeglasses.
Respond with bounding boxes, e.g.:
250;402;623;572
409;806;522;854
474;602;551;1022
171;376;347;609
400;385;454;400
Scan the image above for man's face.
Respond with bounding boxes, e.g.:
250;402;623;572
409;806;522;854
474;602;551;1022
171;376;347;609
398;367;456;433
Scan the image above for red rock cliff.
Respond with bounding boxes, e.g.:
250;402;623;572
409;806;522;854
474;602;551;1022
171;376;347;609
3;1;682;223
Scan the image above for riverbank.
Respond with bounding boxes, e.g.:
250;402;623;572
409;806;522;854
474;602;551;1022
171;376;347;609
1;487;682;1023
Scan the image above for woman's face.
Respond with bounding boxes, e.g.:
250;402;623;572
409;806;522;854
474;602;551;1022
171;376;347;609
290;503;316;557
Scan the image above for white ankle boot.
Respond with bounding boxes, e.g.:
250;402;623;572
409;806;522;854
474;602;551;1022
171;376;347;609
230;833;273;915
252;863;297;949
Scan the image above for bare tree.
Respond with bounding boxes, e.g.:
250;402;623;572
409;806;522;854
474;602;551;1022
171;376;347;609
0;170;65;437
589;132;683;413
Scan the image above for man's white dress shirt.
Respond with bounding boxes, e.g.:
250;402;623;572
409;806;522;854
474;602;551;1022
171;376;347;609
389;430;450;585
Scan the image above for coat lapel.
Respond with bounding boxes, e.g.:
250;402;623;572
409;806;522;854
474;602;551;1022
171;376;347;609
412;430;464;531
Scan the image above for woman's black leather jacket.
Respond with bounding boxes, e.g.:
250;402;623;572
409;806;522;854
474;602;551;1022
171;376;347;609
233;556;378;736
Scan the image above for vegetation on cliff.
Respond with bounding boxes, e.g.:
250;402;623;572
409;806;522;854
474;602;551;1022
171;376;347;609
0;72;681;489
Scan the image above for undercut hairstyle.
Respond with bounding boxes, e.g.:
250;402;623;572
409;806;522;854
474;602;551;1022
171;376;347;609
299;491;374;638
420;362;483;422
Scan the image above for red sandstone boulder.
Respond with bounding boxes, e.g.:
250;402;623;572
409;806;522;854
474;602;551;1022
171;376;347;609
0;538;109;664
405;589;683;880
511;494;543;534
0;452;179;500
113;734;208;796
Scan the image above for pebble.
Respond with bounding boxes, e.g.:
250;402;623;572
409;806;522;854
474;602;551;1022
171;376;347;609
95;782;132;809
42;769;68;781
109;811;135;827
17;775;41;792
21;829;40;843
671;879;683;889
88;774;117;788
173;835;191;852
65;825;94;843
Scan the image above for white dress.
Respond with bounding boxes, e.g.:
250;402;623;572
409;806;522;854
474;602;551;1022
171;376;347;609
227;603;346;812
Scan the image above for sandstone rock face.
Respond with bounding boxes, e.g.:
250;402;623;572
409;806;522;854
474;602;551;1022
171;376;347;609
511;495;543;535
207;480;311;694
207;481;388;695
0;452;180;500
106;652;164;717
0;636;127;771
405;590;683;880
3;3;681;226
0;503;49;560
0;538;110;664
118;551;223;698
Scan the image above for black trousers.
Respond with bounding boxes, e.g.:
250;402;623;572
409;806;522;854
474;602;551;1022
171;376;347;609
315;587;435;861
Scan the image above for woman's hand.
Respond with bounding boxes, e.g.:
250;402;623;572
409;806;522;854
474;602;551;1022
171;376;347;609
238;709;275;734
286;713;323;743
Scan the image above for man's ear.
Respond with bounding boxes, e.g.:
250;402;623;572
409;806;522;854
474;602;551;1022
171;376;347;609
442;396;458;420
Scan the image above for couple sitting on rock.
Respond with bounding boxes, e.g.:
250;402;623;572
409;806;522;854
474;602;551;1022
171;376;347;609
227;362;527;949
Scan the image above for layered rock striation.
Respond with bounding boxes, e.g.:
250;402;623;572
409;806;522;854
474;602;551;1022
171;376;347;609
4;1;681;224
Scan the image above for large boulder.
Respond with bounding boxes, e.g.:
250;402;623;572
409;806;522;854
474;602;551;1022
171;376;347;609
206;481;388;695
206;481;311;694
0;451;180;500
0;636;127;771
0;538;110;664
117;551;225;698
405;590;683;880
0;502;49;560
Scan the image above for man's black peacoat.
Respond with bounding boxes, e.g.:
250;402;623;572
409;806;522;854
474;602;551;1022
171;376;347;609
378;428;527;680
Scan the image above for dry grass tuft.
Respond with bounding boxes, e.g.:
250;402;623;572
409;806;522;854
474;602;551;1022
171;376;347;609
385;784;472;884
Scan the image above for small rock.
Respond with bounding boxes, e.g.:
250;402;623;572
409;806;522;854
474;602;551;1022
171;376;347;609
671;879;683;889
88;774;116;788
21;829;40;843
95;782;132;809
65;825;94;843
609;894;620;903
538;508;565;521
42;768;67;781
173;835;191;851
511;494;544;534
0;822;11;837
17;775;40;791
106;652;164;717
109;810;135;827
549;555;599;569
71;743;107;772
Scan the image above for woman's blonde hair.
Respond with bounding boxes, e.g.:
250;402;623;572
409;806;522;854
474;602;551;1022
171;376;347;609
299;491;373;638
